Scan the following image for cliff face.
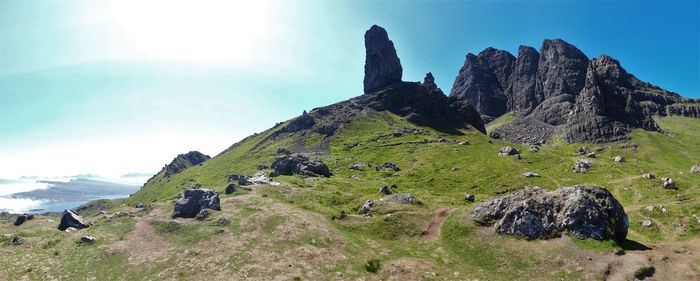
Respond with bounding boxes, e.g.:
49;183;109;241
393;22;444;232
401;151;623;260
449;39;698;143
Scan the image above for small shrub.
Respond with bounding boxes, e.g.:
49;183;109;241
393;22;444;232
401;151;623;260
633;265;655;279
365;259;381;273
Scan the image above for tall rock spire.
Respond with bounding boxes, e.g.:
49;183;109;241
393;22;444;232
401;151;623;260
363;25;403;93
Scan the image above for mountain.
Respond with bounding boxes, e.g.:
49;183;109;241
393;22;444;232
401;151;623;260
449;39;699;144
2;25;699;280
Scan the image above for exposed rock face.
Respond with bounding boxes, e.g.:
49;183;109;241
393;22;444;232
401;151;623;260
449;38;697;144
363;25;402;93
172;189;221;219
470;186;628;241
58;209;89;231
161;151;210;178
271;154;331;177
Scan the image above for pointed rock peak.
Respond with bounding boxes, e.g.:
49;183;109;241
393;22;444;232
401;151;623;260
594;54;621;66
363;25;403;93
517;45;539;56
540;38;587;59
423;72;438;91
478;47;512;57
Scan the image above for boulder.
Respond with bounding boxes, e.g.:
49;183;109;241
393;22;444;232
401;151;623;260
690;164;700;174
577;147;589;155
135;203;145;208
80;236;96;243
523;172;540;178
613;156;625;163
350;162;369;171
471;185;628;241
271;154;332;177
227;174;250;185
464;193;475;202
248;172;280;186
217;216;231;226
498;146;520;156
379;185;392;195
225;184;236;194
12;236;23;245
643;173;656;179
363;25;403;93
376;162;400;172
572;158;592;173
14;214;33;226
381;193;419;204
528;145;540;152
172;189;221;219
662;178;676;189
361;200;375;216
586;153;596;158
58;209;89;231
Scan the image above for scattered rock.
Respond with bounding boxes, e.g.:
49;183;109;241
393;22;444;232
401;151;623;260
450;166;459;171
641;220;653;227
376;162;400;172
644;206;655;212
350;162;369;171
613;156;626;163
470;185;628;241
58;209;90;231
464;193;475;202
572;159;592;173
14;214;33;226
64;227;77;232
272;154;332;177
225;184;236;194
12;236;23;245
498;146;520;156
350;175;361;180
379;185;392;195
661;207;668;214
643;173;656;179
135;203;145;208
662;177;676;189
528;145;539;152
361;200;375;216
276;147;290;154
392;128;420;137
172;189;221;219
248;172;280;186
256;164;269;170
586;153;596;158
80;236;96;243
523;172;540;178
577;147;589;155
458;141;470;145
381;193;419;204
217;216;231;225
690;164;700;174
196;209;212;221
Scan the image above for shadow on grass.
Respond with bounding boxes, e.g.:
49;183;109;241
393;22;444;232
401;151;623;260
619;239;652;251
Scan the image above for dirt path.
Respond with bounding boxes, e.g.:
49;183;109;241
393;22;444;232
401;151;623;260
419;208;453;242
604;238;700;281
105;208;172;265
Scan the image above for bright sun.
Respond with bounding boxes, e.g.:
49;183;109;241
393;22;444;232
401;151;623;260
101;0;278;63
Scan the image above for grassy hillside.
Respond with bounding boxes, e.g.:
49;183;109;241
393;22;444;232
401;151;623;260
1;113;699;280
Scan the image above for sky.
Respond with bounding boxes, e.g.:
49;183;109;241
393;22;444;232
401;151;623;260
0;0;698;179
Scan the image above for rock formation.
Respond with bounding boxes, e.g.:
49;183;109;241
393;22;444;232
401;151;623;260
172;189;221;219
363;25;402;93
471;186;628;241
162;151;210;178
58;209;90;231
449;38;699;144
271;154;332;177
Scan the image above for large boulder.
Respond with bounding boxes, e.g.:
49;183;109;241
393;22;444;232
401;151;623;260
172;189;221;219
363;25;402;93
471;186;628;241
572;158;592;173
271;154;332;177
58;209;90;231
14;214;33;226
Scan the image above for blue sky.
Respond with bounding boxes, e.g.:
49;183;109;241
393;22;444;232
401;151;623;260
0;0;698;178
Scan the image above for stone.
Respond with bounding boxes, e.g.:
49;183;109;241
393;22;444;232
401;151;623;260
248;172;280;186
135;203;145;208
662;178;676;189
363;25;402;93
225;184;236;194
644;206;655;212
450;166;459;171
361;200;375;216
376;162;400;172
690;164;700;174
272;154;332;177
172;189;221;219
471;185;628;241
379;185;392;195
586;153;596;158
572;159;592;173
641;220;653;227
277;147;290;154
350;162;369;171
381;193;419;204
80;236;96;243
227;174;250;185
613;156;625;163
577;147;589;155
498;146;520;156
528;145;539;152
643;173;656;179
257;164;269;170
523;172;540;178
464;193;475;202
661;207;668;214
64;227;77;232
195;209;212;221
458;141;470;145
12;236;23;245
217;216;231;226
58;209;89;231
14;214;33;226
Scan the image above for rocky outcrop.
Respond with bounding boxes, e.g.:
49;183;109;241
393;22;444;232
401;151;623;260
14;214;33;226
471;186;628;241
161;151;210;178
172;189;221;219
271;154;332;177
364;25;402;93
58;209;90;231
449;51;510;122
